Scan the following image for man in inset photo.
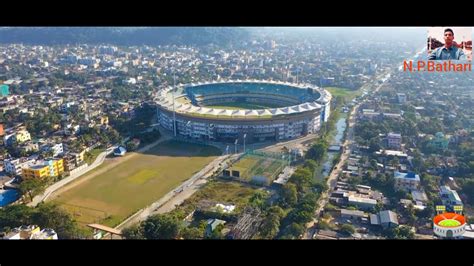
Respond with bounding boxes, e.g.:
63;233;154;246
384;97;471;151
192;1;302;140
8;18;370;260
428;28;467;60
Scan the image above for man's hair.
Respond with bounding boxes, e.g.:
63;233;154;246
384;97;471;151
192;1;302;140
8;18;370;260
444;28;454;35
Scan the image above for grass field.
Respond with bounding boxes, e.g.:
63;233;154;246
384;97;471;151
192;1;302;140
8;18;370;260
438;219;461;227
230;154;286;184
178;180;258;214
53;140;221;227
325;87;362;102
207;102;286;110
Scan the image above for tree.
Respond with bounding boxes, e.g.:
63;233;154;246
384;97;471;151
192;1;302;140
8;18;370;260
0;205;34;229
461;178;474;204
249;191;268;209
122;225;144;239
340;224;355;236
126;141;139;152
369;159;379;170
313;179;328;193
401;204;416;226
107;128;122;144
19;178;48;202
395;226;415;239
287;209;313;224
32;203;84;239
0;203;84;239
280;222;305;239
383;226;414;239
317;220;331;230
368;138;381;152
281;183;298;207
416;203;434;219
260;213;280;239
180;226;204;239
303;159;318;172
267;206;285;219
290;167;313;192
305;139;328;162
142;214;181;239
347;175;363;190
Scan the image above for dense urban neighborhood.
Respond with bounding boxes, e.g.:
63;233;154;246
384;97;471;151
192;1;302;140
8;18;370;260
0;27;472;239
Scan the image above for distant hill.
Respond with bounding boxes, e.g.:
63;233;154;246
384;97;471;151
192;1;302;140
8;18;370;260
0;27;251;46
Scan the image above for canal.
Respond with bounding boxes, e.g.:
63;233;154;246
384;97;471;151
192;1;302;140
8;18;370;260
318;116;347;179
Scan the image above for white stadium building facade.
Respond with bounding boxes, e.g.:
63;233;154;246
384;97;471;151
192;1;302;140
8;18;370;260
155;80;332;143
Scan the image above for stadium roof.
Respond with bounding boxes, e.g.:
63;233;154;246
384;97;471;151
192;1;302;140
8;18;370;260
156;80;331;119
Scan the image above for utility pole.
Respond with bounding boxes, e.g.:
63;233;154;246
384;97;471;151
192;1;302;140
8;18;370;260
243;133;247;154
234;138;238;154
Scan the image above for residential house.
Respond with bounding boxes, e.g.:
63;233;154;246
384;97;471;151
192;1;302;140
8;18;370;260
387;132;402;150
3;157;36;176
440;185;463;210
394;171;420;192
347;195;377;210
22;158;64;179
370;210;399;229
3;225;58;240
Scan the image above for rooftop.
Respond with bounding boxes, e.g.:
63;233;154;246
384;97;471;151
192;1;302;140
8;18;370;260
347;196;377;205
394;171;420;181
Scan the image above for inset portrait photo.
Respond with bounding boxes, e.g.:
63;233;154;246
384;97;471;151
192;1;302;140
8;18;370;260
427;27;472;61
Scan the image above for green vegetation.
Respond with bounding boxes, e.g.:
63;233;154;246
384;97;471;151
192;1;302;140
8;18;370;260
382;226;415;239
230;154;286;184
84;148;104;165
438;219;461;227
123;179;261;239
325;87;362;102
340;224;356;236
122;212;183;239
461;179;474;204
175;180;257;215
110;102;157;137
0;203;86;239
19;178;48;203
266;99;342;239
53;140;221;227
0;27;251;47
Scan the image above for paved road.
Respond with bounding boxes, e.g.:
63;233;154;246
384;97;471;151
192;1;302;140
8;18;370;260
303;70;392;239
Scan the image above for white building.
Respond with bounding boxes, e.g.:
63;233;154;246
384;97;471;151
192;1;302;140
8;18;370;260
41;143;64;157
3;225;58;240
123;78;136;85
3;157;35;176
440;185;463;208
394;171;420;192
